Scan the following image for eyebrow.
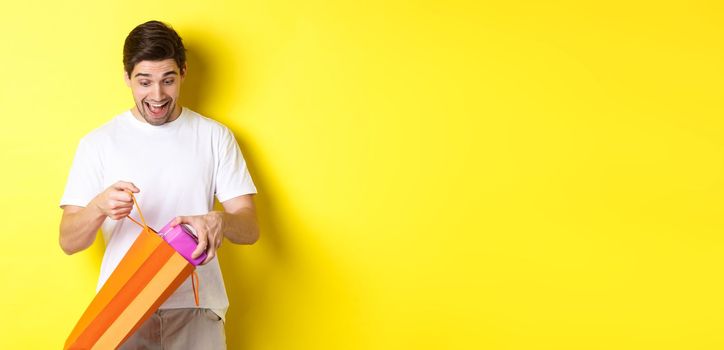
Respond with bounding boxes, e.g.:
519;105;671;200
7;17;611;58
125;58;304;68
134;71;179;78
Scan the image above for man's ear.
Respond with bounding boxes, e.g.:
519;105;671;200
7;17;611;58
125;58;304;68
124;70;131;87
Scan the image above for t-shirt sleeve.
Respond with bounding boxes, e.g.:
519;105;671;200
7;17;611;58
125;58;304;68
60;137;104;208
215;127;257;203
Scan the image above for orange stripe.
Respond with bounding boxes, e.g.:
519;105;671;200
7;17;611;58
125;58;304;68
72;237;175;349
93;254;193;349
65;228;162;349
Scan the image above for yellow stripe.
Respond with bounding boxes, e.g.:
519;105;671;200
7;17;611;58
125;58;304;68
91;253;190;350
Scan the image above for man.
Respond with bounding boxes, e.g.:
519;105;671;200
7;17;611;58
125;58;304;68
59;20;258;349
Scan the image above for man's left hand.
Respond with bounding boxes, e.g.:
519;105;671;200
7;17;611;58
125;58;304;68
171;212;225;265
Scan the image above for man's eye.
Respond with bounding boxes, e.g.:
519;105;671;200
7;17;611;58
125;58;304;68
139;81;151;87
164;79;175;85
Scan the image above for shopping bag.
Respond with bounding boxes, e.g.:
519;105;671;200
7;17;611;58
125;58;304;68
64;193;203;350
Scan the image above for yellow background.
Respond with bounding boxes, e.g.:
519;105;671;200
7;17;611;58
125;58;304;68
1;1;723;349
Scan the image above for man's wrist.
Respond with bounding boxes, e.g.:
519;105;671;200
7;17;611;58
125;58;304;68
212;211;230;237
88;197;106;220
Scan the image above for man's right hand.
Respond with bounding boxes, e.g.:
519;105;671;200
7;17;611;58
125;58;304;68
60;181;140;255
90;181;140;220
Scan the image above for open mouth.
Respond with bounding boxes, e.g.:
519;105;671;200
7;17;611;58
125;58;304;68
144;100;170;117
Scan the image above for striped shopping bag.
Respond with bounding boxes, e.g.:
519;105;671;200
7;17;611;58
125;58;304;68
64;193;204;350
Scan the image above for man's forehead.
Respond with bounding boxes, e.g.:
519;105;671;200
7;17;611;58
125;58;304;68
131;59;181;77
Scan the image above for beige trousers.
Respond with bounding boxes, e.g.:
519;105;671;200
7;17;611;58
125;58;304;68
118;308;226;350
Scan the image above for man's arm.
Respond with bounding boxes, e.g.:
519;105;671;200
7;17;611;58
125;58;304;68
219;194;260;245
59;181;140;255
171;194;259;265
59;205;105;255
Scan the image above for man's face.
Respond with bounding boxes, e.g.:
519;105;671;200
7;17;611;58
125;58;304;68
125;59;185;125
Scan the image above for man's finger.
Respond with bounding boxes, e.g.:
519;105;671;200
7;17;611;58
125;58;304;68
191;229;208;259
192;240;208;259
171;216;188;227
113;181;140;193
111;200;133;209
111;190;134;202
202;248;215;265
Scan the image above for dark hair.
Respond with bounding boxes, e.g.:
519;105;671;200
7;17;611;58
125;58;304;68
123;20;186;77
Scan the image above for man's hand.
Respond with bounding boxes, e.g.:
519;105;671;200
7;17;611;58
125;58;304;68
60;181;140;255
90;181;140;220
170;212;225;265
169;194;259;265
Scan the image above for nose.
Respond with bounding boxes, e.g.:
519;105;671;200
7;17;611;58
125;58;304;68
150;83;164;100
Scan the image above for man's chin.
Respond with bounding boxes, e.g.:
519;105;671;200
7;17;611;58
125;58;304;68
143;115;169;126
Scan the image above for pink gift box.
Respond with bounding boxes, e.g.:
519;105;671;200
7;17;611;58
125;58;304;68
158;221;207;266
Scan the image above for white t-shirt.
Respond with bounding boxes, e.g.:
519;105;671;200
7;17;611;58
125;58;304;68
60;107;257;320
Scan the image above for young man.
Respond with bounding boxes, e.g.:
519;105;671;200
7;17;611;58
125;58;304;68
59;20;258;349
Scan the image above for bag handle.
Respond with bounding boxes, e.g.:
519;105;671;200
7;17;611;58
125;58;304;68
126;191;148;229
191;271;200;306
